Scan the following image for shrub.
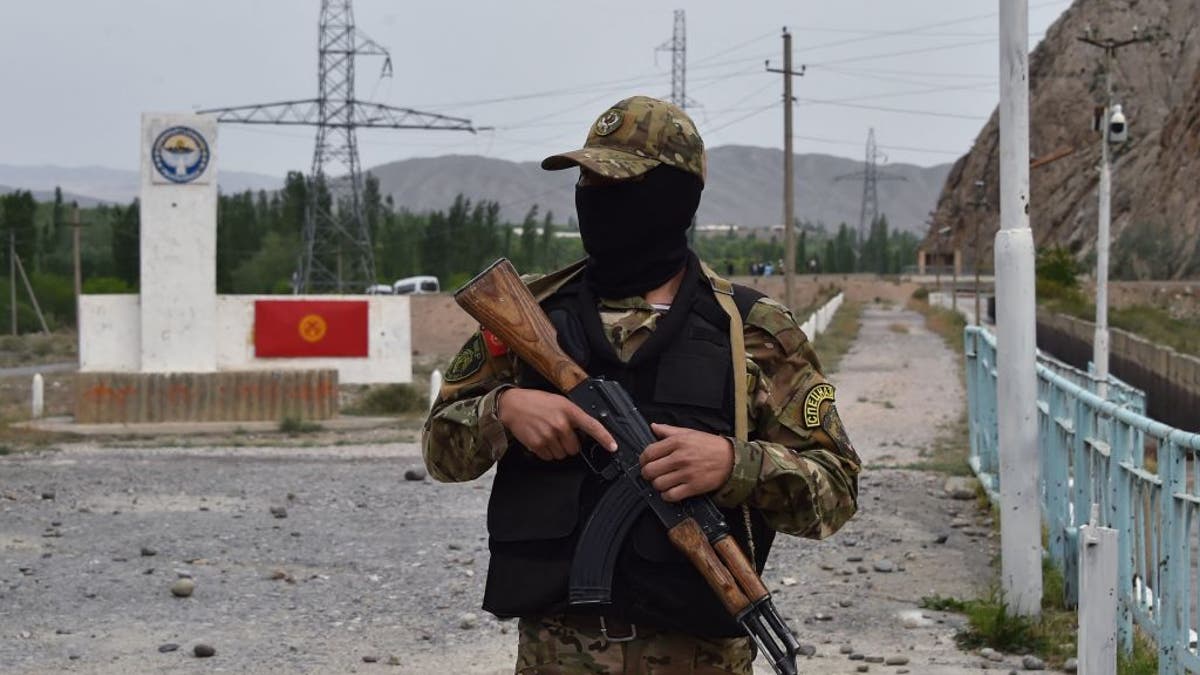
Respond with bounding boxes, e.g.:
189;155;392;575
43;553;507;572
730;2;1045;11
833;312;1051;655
278;416;321;434
1035;247;1079;289
83;277;134;294
353;384;427;415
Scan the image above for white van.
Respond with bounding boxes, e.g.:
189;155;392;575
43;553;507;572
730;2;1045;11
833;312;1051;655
392;275;440;295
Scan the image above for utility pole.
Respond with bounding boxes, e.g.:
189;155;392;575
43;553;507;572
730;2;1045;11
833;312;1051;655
72;205;82;366
1078;27;1150;399
766;29;803;310
926;214;942;293
996;0;1041;617
952;234;959;314
9;231;16;336
971;180;988;325
72;206;82;309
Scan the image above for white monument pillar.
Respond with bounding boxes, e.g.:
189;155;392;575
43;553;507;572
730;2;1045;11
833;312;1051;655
139;114;218;373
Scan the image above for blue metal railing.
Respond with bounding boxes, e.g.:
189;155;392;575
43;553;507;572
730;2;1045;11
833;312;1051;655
966;325;1200;674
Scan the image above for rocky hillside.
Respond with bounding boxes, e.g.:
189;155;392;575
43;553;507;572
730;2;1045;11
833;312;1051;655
367;145;950;234
930;0;1200;279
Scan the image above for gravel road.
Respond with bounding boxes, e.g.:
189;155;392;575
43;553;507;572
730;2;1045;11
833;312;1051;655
1;302;1014;674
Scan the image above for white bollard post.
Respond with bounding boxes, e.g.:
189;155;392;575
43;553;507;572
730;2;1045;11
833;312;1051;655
428;369;443;410
31;373;44;418
1079;504;1118;675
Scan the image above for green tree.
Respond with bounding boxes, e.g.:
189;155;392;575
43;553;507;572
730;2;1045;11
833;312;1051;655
540;210;556;270
46;186;65;272
518;204;539;272
231;231;301;293
363;172;383;246
1;190;38;270
277;171;307;235
111;199;140;288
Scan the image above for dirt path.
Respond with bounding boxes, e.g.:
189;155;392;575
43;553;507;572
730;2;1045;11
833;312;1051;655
0;302;1005;675
749;302;997;674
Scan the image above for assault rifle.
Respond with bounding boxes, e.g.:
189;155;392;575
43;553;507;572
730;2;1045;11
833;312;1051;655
455;258;800;675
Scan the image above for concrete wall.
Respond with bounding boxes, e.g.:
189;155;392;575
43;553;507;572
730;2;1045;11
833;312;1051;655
1036;311;1200;431
79;295;411;384
79;295;141;372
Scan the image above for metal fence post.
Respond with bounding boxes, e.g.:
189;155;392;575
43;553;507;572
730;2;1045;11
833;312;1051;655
1159;438;1184;673
1079;504;1119;675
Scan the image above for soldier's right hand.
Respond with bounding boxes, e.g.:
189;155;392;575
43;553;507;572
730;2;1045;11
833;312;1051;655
496;388;618;461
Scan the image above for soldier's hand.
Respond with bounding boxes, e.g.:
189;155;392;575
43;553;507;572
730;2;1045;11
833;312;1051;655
640;423;735;502
496;388;618;461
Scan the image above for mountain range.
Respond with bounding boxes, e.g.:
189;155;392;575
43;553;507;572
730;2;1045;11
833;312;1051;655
365;146;950;234
1;146;951;234
0;164;281;205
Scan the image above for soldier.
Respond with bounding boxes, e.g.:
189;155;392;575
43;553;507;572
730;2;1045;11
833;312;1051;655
422;95;860;675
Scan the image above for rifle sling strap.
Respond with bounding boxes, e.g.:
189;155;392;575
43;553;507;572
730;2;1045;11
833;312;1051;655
699;262;756;564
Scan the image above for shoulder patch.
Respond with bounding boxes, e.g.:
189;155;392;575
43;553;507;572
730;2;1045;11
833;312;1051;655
803;383;836;429
746;296;803;339
445;333;486;383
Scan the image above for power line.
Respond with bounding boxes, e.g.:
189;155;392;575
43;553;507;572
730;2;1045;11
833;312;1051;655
808;38;995;68
796;97;988;120
706;102;778;135
791;0;1068;55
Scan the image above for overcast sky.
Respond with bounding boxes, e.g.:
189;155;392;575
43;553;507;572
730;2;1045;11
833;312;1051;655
1;1;1071;177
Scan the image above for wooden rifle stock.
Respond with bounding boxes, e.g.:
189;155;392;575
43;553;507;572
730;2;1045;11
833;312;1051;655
454;258;588;392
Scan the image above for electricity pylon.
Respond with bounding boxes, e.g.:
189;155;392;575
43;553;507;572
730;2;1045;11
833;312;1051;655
835;128;906;245
201;0;478;293
657;10;693;110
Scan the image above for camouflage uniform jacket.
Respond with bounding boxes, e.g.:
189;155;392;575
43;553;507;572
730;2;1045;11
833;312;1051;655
421;266;860;539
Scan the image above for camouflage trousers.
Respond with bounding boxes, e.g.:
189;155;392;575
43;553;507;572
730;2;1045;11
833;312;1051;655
514;615;753;674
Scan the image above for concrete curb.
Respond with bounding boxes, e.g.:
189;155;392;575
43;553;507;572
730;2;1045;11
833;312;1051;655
15;415;399;437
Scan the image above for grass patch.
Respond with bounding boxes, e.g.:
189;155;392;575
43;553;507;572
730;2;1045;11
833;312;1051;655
814;300;863;376
345;383;427;416
278;417;322;434
923;549;1157;672
1118;631;1160;674
0;331;78;368
1040;282;1200;358
898;411;972;476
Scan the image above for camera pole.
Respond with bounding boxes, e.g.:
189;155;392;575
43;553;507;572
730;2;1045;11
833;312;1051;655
1077;28;1151;399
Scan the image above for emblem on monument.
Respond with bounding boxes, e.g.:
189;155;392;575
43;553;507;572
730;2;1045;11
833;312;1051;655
152;126;211;184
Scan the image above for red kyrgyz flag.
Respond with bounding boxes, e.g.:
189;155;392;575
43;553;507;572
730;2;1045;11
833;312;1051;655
254;300;369;357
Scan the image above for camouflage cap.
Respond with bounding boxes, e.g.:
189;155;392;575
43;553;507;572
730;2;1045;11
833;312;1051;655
541;95;706;184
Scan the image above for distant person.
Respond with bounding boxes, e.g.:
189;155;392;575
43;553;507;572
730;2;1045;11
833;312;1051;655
422;95;860;675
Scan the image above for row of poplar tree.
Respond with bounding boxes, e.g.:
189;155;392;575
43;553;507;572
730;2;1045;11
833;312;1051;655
0;172;920;332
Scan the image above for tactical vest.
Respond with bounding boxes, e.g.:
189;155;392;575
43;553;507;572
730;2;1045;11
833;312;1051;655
481;255;776;638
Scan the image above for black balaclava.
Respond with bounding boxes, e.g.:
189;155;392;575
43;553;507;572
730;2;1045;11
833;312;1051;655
574;165;703;299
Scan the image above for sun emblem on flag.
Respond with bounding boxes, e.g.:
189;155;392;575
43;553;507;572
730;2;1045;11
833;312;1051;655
298;314;328;343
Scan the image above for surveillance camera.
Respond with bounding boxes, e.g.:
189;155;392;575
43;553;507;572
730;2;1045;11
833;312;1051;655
1108;104;1128;143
